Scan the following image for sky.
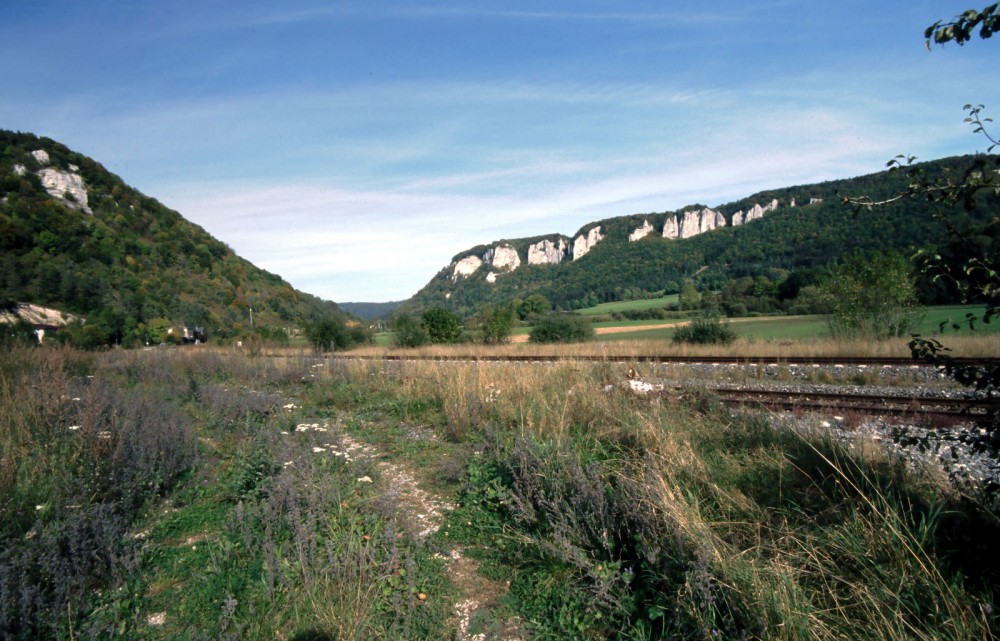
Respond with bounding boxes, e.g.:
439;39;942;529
2;1;998;303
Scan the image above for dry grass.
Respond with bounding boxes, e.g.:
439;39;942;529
316;332;1000;360
304;353;998;639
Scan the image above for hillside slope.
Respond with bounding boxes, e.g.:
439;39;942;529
406;156;998;315
0;131;346;344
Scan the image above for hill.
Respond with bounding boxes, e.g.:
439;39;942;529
338;300;404;320
404;155;999;316
0;130;348;346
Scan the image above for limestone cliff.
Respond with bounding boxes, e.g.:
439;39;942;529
628;220;654;242
662;207;726;240
527;238;569;265
572;226;604;260
14;149;92;214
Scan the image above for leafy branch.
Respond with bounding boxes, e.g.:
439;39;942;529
925;3;1000;47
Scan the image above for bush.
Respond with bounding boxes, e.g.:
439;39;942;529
421;307;464;343
823;251;924;340
391;313;429;348
672;315;737;345
529;314;594;343
307;318;370;352
474;303;516;344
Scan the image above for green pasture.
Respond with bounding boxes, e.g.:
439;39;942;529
574;294;680;316
594;305;995;342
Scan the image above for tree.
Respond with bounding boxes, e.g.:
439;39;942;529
306;319;342;352
678;281;701;310
391;313;430;348
421;306;464;343
822;252;923;340
850;8;1000;430
0;317;37;348
516;294;551;320
925;3;1000;46
305;318;369;352
475;303;516;344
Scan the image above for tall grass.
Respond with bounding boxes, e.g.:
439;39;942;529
0;347;197;639
4;345;996;639
308;355;999;639
339;331;1000;359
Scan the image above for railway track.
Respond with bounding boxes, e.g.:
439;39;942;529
710;387;999;425
332;354;989;367
323;352;999;424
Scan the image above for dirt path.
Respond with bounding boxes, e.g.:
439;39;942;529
336;426;523;641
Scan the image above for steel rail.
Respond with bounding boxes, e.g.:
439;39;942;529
329;354;990;367
710;387;998;423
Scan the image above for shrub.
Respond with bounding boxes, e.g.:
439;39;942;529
474;303;516;344
672;315;737;345
421;306;463;343
391;313;429;348
823;251;924;340
529;314;594;343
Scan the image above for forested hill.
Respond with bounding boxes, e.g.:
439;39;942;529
338;300;404;320
405;155;999;316
0;130;348;345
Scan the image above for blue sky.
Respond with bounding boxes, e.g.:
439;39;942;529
2;1;998;303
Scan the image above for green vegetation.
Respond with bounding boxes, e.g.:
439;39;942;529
390;313;431;348
3;333;998;640
306;318;372;352
575;294;680;316
471;303;516;345
406;156;998;318
421;307;464;344
0;131;349;346
0;347;456;640
528;313;594;343
338;300;404;320
671;313;737;345
823;251;923;340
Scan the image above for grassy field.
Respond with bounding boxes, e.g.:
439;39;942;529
372;305;999;357
143;303;995;637
587;305;997;342
574;294;680;316
2;345;996;640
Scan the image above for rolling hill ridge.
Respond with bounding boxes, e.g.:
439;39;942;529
406;155;999;315
0;130;347;346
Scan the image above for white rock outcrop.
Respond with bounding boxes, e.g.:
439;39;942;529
37;168;91;213
662;216;680;240
572;226;604;260
629;220;654;242
486;272;497;283
484;244;521;272
527;238;569;265
663;207;725;240
452;255;483;280
24;149;91;214
732;198;778;226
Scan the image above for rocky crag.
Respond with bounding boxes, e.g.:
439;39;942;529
447;197;798;283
